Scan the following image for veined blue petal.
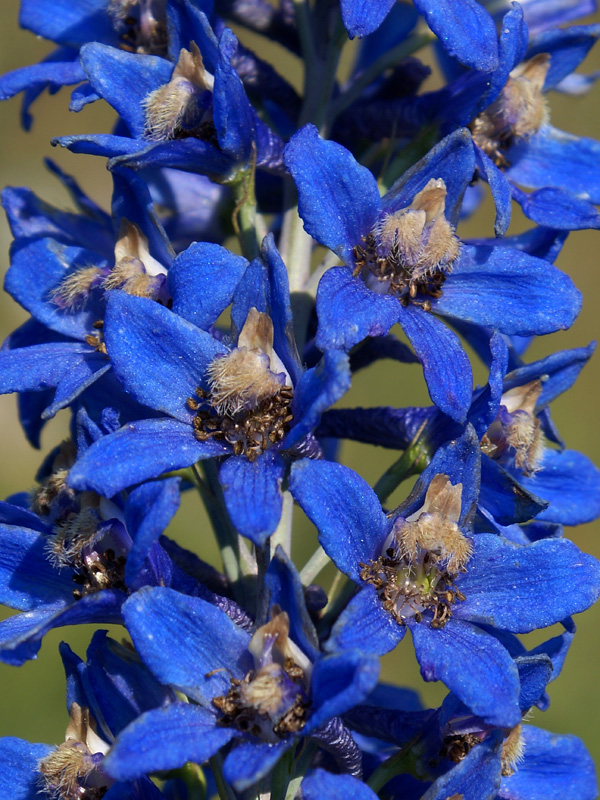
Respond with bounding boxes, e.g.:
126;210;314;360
315;267;402;352
289;459;389;582
325;585;406;656
397;304;472;423
413;0;498;71
213;28;256;161
124;478;181;584
411;618;522;728
475;147;512;236
284;125;381;264
0;344;93;396
169;243;248;329
122;587;252;704
219;451;284;546
519;449;600;526
457;534;600;631
67;418;228;497
528;24;600;90
432;244;582;335
104;291;228;421
104;704;234;781
0;737;54;800
42;356;111;419
480;455;549;525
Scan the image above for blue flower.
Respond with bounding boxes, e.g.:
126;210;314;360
101;583;378;790
67;235;351;545
284;124;581;422
289;429;600;728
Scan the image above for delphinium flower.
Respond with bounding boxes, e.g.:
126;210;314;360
0;0;600;797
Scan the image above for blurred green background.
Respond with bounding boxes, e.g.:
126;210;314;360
1;0;600;778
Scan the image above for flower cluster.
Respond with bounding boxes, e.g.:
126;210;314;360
1;0;600;798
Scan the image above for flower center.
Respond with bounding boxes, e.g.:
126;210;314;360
360;475;471;628
108;0;168;55
470;54;550;168
352;179;460;308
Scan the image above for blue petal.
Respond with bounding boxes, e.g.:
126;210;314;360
500;725;597;800
0;591;124;666
104;291;228;421
124;478;181;584
122;587;252;704
325;585;406;657
383;129;475;225
0;525;74;611
0;344;93;396
302;769;379;800
83;630;175;737
289;459;389;582
284;125;381;265
468;332;509;438
169;243;247;329
503;342;595;409
219;451;284;546
306;650;380;733
42;356;111;419
286;351;351;449
104;704;234;781
341;0;396;38
529;24;600;90
316;406;432;449
480;455;548;525
80;44;173;138
511;184;600;230
432;244;582;335
0;60;85;101
19;0;119;47
68;418;228;497
213;29;256;162
413;0;498;71
519;449;600;526
516;654;553;713
355;4;419;71
506;125;600;202
457;534;600;631
397;304;472;423
411;618;521;728
0;738;54;800
263;546;320;660
475;147;512;236
223;740;290;791
315;267;402;352
5;237;107;340
421;731;503;800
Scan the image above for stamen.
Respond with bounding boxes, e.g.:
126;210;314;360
353;179;460;305
501;723;525;777
360;475;471;628
51;267;106;310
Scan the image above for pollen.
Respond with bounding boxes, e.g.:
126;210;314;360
470;53;551;168
353;179;460;306
143;43;214;141
51;266;105;309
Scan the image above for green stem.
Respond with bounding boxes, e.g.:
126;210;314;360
177;762;207;800
210;754;238;800
194;462;245;606
271;490;294;557
284;741;317;800
373;423;431;503
328;30;435;125
299;545;331;585
231;161;259;261
367;738;422;793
